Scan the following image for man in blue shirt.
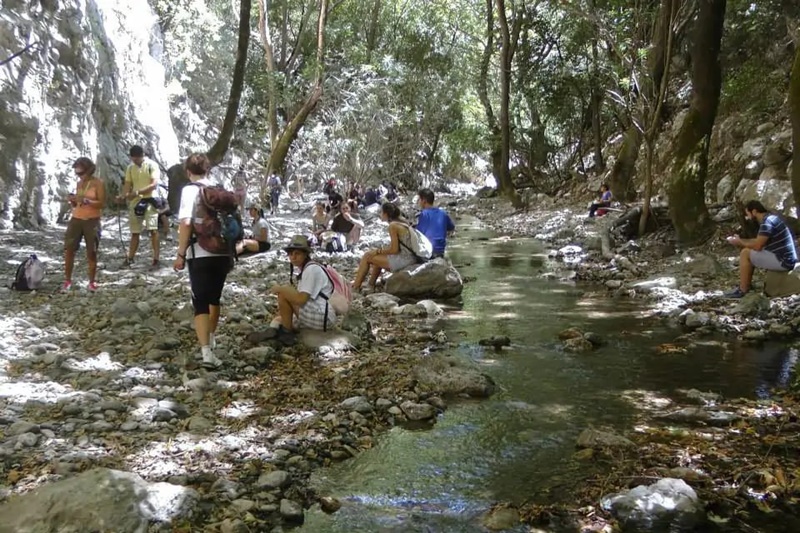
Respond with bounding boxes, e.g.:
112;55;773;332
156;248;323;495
415;188;455;258
725;200;798;298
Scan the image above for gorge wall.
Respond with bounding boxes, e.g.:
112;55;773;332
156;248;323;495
0;0;182;228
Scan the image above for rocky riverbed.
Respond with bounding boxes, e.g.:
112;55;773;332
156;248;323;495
0;206;492;532
460;194;800;532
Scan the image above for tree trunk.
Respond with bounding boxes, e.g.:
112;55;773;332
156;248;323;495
608;125;641;202
590;4;604;172
494;0;522;207
366;0;382;63
206;0;252;166
257;0;280;150
791;43;800;218
264;0;328;188
666;0;726;244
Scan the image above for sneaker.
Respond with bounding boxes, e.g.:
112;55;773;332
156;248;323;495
724;287;747;299
60;280;72;292
88;281;98;292
201;346;222;368
276;326;297;346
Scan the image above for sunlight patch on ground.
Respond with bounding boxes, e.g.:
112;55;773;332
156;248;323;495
491;312;518;319
220;400;258;419
115;366;167;386
270;410;317;427
63;351;124;372
0;379;81;404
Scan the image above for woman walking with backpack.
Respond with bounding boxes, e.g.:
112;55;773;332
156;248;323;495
352;203;416;292
173;153;230;368
62;157;106;292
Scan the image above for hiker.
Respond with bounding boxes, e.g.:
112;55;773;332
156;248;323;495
352;203;416;291
173;153;229;368
724;200;798;298
311;202;329;244
268;235;337;342
121;145;161;268
362;187;379;207
330;201;364;249
589;183;612;217
327;188;344;214
236;205;271;255
267;174;282;215
63;157;106;292
348;184;361;204
415;188;455;258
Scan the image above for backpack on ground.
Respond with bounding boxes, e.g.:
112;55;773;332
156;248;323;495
297;261;352;331
320;231;345;253
11;255;46;291
399;224;433;263
190;184;244;259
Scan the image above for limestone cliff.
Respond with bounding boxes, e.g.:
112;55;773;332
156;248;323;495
0;0;180;228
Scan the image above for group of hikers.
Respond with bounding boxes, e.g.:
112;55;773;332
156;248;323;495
59;149;456;368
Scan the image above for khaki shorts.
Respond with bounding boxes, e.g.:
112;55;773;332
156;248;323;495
65;217;101;253
129;202;158;233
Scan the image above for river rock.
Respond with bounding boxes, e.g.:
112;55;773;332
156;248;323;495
684;255;723;277
601;478;705;531
319;496;342;514
0;468;197;531
716;174;735;203
478;336;511;349
280;499;304;522
340;312;374;340
414;355;495;397
576;428;635;449
736;178;794;217
476;186;497;199
384;259;463;299
340;396;373;413
563;336;594;353
764;270;800;298
400;401;436;421
257;470;289;489
684;312;710;329
558;327;584;340
364;293;401;311
482;506;520;531
8;421;39;436
733;293;771;316
416;299;444;317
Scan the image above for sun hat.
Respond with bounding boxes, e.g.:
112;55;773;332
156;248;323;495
283;235;313;254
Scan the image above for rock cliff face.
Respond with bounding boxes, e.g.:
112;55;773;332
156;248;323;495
0;0;180;228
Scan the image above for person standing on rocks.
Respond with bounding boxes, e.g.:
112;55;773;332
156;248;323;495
63;157;106;292
121;145;161;269
267;235;337;342
415;188;455;258
352;203;416;292
724;200;798;298
173;153;228;368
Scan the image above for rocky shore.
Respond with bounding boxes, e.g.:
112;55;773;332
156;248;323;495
0;210;492;532
460;194;800;532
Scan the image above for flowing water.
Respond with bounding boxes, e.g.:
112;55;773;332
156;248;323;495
300;220;796;533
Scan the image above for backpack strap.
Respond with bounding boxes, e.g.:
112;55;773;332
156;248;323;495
301;261;334;332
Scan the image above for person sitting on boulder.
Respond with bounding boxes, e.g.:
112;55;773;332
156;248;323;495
267;235;337;343
352;203;417;292
330;201;364;249
415;188;455;258
236;205;271;255
589;183;612;217
724;200;798;298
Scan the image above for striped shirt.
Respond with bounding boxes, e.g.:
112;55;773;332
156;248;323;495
760;214;797;270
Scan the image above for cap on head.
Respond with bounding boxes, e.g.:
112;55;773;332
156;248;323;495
283;235;313;255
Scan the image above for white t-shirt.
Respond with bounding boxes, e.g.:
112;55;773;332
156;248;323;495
178;178;225;259
298;263;333;302
252;217;269;242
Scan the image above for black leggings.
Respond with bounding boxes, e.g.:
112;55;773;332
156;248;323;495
188;256;230;315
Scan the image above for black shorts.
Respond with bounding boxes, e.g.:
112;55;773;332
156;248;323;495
257;241;271;253
187;256;231;315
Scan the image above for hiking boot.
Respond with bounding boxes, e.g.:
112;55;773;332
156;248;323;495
276;326;297;346
724;287;748;299
60;280;72;292
201;346;222;369
88;281;98;292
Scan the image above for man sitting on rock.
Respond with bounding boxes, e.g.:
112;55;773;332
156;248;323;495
724;200;798;298
415;188;455;258
267;235;337;344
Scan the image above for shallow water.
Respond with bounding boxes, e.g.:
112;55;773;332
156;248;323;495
301;219;796;532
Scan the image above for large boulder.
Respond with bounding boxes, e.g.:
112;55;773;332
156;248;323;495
0;468;198;533
736;178;793;217
414;354;495;398
385;259;463;299
601;478;706;531
764;270;800;298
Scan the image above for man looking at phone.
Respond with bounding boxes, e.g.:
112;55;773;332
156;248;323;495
724;200;797;298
